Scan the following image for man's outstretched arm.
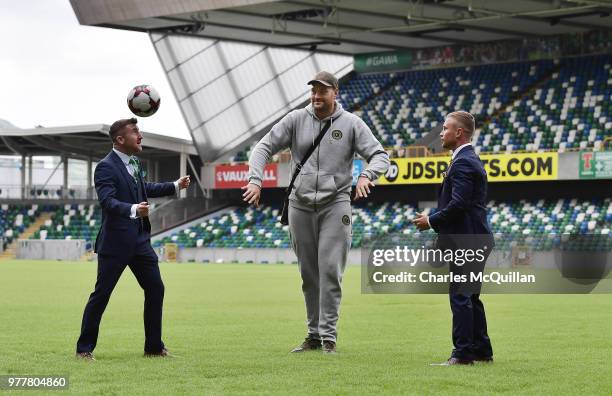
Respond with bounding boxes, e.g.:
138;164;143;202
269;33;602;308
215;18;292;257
243;111;295;207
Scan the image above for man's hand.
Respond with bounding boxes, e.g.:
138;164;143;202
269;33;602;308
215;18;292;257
412;212;431;231
136;202;150;217
353;176;375;201
241;183;261;208
177;175;190;190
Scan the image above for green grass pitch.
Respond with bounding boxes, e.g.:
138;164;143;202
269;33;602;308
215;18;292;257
1;260;611;395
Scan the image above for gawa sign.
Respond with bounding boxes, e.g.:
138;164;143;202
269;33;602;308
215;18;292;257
354;50;412;73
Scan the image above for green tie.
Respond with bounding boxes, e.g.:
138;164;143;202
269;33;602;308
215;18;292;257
129;157;140;185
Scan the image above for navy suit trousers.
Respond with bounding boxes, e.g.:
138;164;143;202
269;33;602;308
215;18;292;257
448;243;493;360
76;231;165;353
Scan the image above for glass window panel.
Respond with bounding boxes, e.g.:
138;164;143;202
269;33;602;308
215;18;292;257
204;104;250;150
267;48;311;73
244;82;282;127
232;52;274;97
190;75;235;121
219;41;263;69
167;35;215;65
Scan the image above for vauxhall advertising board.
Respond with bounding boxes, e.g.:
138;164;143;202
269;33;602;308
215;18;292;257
215;164;278;189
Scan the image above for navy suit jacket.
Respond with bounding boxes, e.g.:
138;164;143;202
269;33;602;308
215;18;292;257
428;145;492;236
94;150;176;256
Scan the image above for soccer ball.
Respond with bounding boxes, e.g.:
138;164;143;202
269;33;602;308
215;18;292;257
127;84;160;117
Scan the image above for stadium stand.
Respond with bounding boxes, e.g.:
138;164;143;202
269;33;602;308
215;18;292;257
230;147;251;163
488;198;611;251
229;53;610;161
479;54;611;153
151;198;610;252
31;204;101;244
345;54;611;153
3;55;610;260
344;59;557;148
0;204;43;245
153;206;291;249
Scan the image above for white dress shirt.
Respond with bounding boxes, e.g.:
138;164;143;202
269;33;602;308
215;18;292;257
451;142;472;161
112;148;179;218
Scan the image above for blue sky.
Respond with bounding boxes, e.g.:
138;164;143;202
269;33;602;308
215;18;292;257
0;0;190;139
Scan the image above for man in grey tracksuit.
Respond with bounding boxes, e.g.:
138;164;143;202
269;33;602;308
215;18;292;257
242;71;389;354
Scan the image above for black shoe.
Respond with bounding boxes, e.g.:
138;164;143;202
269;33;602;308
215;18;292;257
430;357;473;366
291;338;321;353
75;352;95;361
474;355;493;363
144;348;172;358
322;340;336;354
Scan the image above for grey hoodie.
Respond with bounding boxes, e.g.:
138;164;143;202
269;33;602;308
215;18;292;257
248;101;390;209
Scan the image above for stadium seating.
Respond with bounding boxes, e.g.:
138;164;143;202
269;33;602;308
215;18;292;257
340;72;395;109
8;196;605;253
153;206;291;249
487;198;611;251
478;54;611;153
153;198;611;252
31;204;101;245
341;54;611;154
0;204;43;245
230;146;251;163
0;196;606;254
341;59;557;148
227;54;610;162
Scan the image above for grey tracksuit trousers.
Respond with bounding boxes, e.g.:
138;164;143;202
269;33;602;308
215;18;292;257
288;199;352;342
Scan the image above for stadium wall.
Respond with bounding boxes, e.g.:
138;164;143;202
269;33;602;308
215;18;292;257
166;246;563;269
200;151;601;190
16;239;87;261
202;175;608;211
170;247;357;265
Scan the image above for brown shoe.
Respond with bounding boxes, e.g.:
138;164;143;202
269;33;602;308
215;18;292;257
474;356;493;363
322;340;337;354
75;352;95;361
431;357;474;366
144;348;172;358
291;338;321;353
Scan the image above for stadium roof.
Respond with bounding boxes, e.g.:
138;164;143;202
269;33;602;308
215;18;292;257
70;0;612;55
69;0;611;164
0;124;196;161
0;119;18;129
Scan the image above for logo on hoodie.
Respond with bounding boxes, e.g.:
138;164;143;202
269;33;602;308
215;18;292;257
342;215;351;225
331;130;343;140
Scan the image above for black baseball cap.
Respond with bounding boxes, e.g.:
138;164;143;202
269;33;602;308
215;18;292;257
308;71;339;89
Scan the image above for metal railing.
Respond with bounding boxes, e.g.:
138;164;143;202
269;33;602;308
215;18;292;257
0;181;204;200
0;185;96;200
213;141;611;167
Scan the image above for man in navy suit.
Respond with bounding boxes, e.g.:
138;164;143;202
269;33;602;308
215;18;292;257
413;111;494;366
76;118;190;360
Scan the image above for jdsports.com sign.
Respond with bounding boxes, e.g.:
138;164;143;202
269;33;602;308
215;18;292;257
215;164;278;188
380;152;558;185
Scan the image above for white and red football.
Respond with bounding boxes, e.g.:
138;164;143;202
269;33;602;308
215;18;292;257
127;84;160;117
